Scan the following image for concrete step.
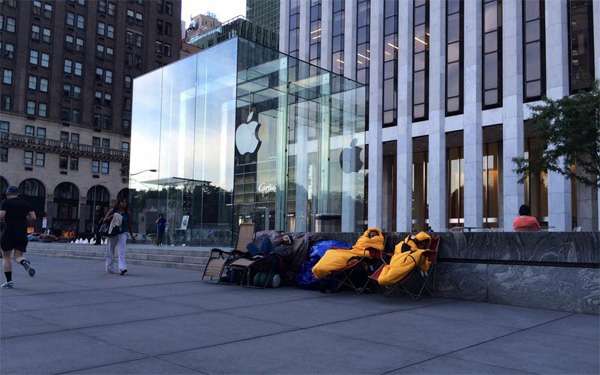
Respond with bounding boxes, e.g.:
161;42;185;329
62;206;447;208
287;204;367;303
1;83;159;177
26;244;212;271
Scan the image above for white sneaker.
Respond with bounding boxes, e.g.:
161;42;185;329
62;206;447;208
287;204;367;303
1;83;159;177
1;281;14;289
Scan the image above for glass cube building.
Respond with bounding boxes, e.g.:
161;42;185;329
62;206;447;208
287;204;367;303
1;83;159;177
130;38;366;246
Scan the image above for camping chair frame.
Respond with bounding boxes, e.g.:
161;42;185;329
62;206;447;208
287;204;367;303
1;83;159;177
202;223;255;283
331;237;386;295
380;235;440;300
240;237;306;288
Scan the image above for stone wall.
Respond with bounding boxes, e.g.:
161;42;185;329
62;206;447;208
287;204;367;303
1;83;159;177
318;231;599;314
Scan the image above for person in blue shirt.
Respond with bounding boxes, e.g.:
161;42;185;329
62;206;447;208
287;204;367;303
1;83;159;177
155;214;166;246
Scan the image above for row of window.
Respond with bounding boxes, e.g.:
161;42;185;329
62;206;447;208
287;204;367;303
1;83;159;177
356;0;370;86
31;25;52;43
154;41;172;57
0;15;16;33
0;122;127;151
29;50;51;67
309;0;322;66
0;148;108;175
32;1;54;18
331;0;345;75
26;101;48;117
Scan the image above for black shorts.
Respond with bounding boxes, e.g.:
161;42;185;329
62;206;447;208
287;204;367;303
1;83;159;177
1;234;28;252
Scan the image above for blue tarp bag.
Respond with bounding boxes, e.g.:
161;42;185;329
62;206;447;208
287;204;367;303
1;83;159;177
295;240;351;290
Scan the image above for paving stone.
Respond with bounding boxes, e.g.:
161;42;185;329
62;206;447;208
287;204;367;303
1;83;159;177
388;355;531;374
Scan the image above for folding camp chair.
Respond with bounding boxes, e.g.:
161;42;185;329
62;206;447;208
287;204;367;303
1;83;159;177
202;223;255;283
240;237;306;288
331;237;386;295
370;235;440;300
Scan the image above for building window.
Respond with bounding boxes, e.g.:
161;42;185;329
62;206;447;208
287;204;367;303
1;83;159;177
77;14;85;29
76;38;84;52
446;0;464;115
0;15;3;31
26;76;36;92
105;70;112;84
123;119;130;130
165;22;172;36
106;47;114;60
24;151;34;165
124;75;132;89
383;0;399;127
447;132;464;227
101;161;109;174
73;86;82;99
126;31;134;45
32;25;41;40
27;101;36;116
103;116;111;129
2;69;12;85
157;0;164;12
40;53;50;68
59;155;68;169
98;0;106;12
127;9;134;23
70;157;79;170
135;12;143;27
1;95;11;111
134;55;142;69
66;12;75;26
25;126;35;137
332;0;345;75
164;43;171;56
60;131;69;142
102;138;110;148
36;127;46;138
66;35;74;50
92;160;99;173
107;25;115;38
4;43;14;59
63;84;72;97
64;59;73;74
104;93;112;106
39;78;48;92
122;142;130;150
33;1;42;15
108;2;115;16
124;98;132;112
0;121;9;133
44;3;53;18
156;19;164;34
0;147;7;162
92;136;101;147
135;33;143;48
413;0;429;121
95;91;102;104
94;114;102;128
96;44;105;58
309;0;321;66
6;17;15;33
30;50;39;65
71;133;79;143
568;0;595;93
38;103;47;117
61;108;70;121
74;62;83;76
523;0;545;101
42;28;51;43
72;109;81;123
166;1;173;15
155;41;163;53
95;67;103;81
356;0;370;85
36;152;45;167
482;0;502;108
97;22;105;36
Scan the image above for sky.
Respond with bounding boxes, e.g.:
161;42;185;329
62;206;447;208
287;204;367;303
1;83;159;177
180;0;247;28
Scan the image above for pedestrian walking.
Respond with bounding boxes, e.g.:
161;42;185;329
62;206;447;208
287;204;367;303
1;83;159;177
0;186;36;289
94;205;104;245
103;198;135;275
155;214;166;246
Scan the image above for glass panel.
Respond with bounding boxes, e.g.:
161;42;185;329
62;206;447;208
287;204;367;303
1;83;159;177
524;0;540;21
414;70;425;103
484;1;498;33
484;31;497;53
526;81;541;98
525;20;540;43
526;42;541;81
447;62;460;97
447;42;459;63
484;52;498;88
447;13;460;43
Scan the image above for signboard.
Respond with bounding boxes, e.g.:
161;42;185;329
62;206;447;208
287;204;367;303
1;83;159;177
180;215;189;230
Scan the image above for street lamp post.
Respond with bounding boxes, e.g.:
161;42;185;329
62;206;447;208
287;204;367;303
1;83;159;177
91;181;107;242
130;169;157;176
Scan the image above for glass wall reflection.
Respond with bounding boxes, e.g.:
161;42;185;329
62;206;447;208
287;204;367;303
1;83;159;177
131;38;366;246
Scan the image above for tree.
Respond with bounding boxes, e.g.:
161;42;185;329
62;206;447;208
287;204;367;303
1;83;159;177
513;81;600;188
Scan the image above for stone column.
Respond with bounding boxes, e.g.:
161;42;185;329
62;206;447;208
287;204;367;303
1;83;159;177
367;0;384;229
396;0;414;232
545;0;571;231
427;0;447;232
279;0;290;53
502;0;525;230
463;0;483;229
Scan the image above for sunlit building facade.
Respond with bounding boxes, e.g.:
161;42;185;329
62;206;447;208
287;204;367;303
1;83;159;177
279;0;599;232
130;38;366;246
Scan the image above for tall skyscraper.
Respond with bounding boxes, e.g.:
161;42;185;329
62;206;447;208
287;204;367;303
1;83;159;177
0;0;181;234
246;0;279;32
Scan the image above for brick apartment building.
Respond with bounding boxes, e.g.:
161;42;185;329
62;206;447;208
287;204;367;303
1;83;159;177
0;0;181;234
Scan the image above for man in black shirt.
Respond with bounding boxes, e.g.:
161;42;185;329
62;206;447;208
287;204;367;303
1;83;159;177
0;185;37;288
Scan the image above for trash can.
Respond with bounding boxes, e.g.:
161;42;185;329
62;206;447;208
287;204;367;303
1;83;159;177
315;213;341;232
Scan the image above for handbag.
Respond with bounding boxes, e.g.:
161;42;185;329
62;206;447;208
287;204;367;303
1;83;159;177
98;223;120;237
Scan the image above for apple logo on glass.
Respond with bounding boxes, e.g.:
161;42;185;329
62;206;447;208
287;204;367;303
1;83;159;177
339;138;363;173
236;111;262;155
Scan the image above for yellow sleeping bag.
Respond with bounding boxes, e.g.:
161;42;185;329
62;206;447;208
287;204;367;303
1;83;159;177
312;227;384;280
377;232;432;286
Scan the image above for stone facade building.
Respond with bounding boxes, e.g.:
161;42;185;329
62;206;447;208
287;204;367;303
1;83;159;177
0;0;181;234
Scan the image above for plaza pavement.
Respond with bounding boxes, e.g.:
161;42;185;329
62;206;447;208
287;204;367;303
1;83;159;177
1;255;598;375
